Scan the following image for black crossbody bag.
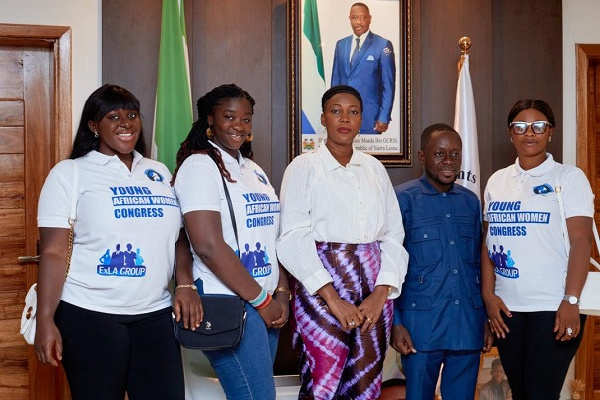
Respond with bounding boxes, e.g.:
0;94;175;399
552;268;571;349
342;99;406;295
173;174;247;350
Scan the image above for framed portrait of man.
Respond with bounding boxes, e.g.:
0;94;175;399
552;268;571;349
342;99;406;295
289;0;411;165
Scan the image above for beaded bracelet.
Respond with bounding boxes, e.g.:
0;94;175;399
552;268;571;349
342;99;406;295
255;293;273;310
249;287;267;308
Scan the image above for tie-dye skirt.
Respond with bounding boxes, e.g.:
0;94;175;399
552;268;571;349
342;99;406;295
291;241;393;400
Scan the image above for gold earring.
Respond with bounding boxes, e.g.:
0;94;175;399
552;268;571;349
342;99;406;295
206;127;214;139
245;133;254;142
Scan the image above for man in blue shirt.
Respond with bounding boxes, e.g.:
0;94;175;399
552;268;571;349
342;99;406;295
391;123;492;399
331;2;396;134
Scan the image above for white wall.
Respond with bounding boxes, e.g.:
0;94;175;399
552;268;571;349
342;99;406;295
0;0;102;137
563;0;600;164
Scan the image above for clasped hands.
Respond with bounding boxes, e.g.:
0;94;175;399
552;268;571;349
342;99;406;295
327;287;388;333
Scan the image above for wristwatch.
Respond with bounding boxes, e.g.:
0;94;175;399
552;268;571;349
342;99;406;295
563;295;580;305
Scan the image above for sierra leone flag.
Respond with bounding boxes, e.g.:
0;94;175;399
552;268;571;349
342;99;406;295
301;0;325;136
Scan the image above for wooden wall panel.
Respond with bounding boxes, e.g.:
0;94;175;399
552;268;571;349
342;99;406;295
492;0;563;172
0;49;23;98
0;127;24;154
0;101;23;126
101;0;164;156
398;0;494;188
0;154;23;181
102;0;562;190
189;1;273;175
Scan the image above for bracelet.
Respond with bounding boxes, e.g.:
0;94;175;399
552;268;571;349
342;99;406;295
255;293;273;310
249;288;267;307
273;286;292;301
175;284;197;291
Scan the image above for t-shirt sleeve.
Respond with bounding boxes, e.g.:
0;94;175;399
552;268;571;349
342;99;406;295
563;167;595;218
174;156;222;214
37;160;75;229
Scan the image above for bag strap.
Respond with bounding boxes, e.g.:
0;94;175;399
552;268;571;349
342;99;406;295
555;178;600;271
65;159;79;279
220;174;241;255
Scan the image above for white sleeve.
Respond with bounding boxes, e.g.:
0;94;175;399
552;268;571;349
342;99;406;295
373;161;409;298
563;167;595;218
174;156;222;215
37;160;75;229
276;156;333;295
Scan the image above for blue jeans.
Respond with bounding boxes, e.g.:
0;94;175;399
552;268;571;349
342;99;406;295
195;279;279;399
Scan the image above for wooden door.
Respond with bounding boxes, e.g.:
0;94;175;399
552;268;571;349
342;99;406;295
575;45;600;400
0;24;71;399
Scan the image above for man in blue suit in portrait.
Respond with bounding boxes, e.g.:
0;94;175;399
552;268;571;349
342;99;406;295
331;2;396;134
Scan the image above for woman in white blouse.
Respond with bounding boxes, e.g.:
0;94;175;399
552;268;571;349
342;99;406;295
277;85;408;400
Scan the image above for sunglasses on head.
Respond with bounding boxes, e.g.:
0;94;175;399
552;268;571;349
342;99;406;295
509;121;552;135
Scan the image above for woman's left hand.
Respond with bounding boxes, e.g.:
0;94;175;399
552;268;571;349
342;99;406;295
554;302;581;341
357;285;389;333
173;287;204;330
271;291;291;329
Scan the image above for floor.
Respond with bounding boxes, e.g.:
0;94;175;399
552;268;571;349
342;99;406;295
181;343;405;399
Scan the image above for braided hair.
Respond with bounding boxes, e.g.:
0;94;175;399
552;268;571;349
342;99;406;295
171;84;255;185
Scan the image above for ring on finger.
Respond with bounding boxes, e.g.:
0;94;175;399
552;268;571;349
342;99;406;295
366;317;373;323
349;321;356;327
566;327;573;336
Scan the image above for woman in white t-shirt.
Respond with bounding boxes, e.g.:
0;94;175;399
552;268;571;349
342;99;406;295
482;99;594;399
172;84;289;400
35;84;201;399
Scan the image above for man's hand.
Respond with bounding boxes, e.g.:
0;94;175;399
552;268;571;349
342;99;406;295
374;121;389;133
390;324;416;355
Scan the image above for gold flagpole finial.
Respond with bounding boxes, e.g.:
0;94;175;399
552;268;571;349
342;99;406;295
459;36;471;55
457;36;472;74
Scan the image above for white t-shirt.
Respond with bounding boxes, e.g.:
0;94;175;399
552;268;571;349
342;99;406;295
37;151;181;314
483;154;594;311
174;147;280;295
276;142;408;296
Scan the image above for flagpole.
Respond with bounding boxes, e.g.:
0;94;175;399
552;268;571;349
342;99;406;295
453;35;481;201
457;36;471;74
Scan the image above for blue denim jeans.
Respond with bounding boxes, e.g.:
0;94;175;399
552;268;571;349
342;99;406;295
195;279;279;399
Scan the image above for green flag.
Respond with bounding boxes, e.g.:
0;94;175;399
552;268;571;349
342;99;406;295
301;0;326;138
153;0;193;173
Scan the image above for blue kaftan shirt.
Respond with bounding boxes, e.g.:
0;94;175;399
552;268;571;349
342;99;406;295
393;175;486;351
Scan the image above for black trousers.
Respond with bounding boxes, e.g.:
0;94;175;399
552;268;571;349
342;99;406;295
495;311;586;400
55;301;184;400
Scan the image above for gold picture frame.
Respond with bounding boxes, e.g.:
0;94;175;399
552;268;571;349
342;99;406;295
288;0;412;166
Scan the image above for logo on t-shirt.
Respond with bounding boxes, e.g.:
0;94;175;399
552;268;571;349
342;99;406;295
97;242;146;277
145;169;164;182
532;183;553;195
489;244;519;279
254;169;268;185
240;241;272;278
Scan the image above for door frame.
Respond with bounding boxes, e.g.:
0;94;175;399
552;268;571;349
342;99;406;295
0;23;72;400
0;23;72;161
575;43;600;400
